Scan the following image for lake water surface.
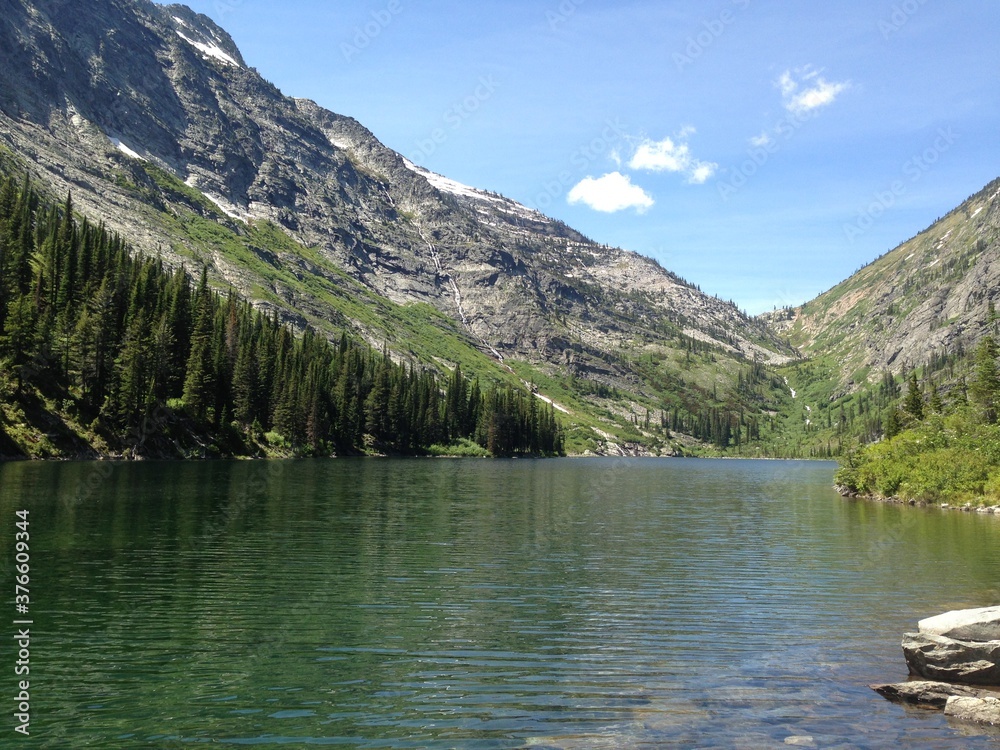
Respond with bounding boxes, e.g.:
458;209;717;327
2;457;1000;748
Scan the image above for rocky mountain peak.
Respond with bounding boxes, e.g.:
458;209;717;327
0;0;801;452
160;3;245;68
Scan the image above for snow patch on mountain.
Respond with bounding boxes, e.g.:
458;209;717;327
402;159;547;223
185;176;252;222
176;30;240;67
327;135;353;151
403;159;501;201
110;137;145;161
534;392;571;414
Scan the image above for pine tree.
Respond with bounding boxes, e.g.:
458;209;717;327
885;408;902;440
165;268;192;394
971;336;1000;424
365;355;391;441
903;371;924;421
2;296;36;393
182;269;217;422
106;309;151;429
929;380;943;414
232;335;258;427
54;193;77;312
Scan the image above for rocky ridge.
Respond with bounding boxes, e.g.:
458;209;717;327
0;0;794;432
775;178;1000;389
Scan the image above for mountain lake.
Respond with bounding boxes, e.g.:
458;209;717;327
1;457;999;748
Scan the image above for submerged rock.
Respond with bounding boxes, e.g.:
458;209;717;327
871;680;985;709
919;606;1000;642
783;736;816;746
945;695;1000;726
903;633;1000;685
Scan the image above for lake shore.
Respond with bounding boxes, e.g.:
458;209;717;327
836;484;1000;514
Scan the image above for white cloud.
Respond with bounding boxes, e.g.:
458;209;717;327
628;133;718;184
778;71;797;98
788;79;849;113
749;132;773;148
630;137;691;173
778;67;849;115
689;163;716;185
567;172;654;213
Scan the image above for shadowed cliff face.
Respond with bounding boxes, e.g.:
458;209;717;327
0;0;793;405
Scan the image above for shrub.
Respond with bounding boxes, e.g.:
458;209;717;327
264;431;290;448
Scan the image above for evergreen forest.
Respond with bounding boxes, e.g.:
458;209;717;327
0;177;564;459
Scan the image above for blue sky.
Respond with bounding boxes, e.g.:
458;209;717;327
173;0;1000;314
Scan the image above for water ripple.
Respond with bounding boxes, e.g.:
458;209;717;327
3;458;1000;747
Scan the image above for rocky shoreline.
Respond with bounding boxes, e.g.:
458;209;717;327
835;485;1000;515
872;606;1000;727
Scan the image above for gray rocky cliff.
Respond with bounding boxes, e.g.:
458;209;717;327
0;0;802;455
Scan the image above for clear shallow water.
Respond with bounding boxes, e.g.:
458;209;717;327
2;457;1000;748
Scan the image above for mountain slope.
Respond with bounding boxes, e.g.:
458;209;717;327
0;0;796;454
773;178;1000;389
748;177;1000;460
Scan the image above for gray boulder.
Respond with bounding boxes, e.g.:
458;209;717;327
903;633;1000;685
945;695;1000;725
920;606;1000;642
871;680;985;709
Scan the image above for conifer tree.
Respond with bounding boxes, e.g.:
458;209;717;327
929;380;943;414
365;354;392;441
884;408;902;440
971;336;1000;424
232;334;258;427
2;296;36;393
903;371;924;421
0;182;566;458
182;268;217;422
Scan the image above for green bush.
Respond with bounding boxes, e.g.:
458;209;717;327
843;409;1000;504
899;448;990;502
264;431;290;448
984;470;1000;503
426;439;490;457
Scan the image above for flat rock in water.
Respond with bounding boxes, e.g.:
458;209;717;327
903;633;1000;685
945;695;1000;725
920;606;1000;642
871;680;985;709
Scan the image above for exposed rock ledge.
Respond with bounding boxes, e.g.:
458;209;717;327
903;633;1000;685
945;695;1000;725
873;606;1000;727
871;680;986;709
921;606;1000;641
